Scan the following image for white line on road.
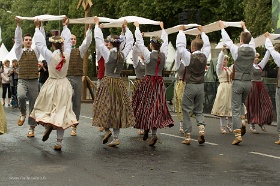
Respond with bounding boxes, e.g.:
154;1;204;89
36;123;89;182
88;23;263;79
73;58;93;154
80;115;93;120
249;152;280;160
160;133;219;146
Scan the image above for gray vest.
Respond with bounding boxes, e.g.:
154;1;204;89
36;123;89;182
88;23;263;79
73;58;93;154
135;62;145;79
184;53;207;83
145;52;165;76
105;51;124;78
177;63;185;80
251;66;262;81
233;47;255;81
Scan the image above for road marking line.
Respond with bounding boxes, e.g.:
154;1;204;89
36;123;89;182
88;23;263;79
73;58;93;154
80;115;93;120
160;133;218;146
249;152;280;160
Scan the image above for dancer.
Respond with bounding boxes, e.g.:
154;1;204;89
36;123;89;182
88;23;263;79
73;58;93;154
246;51;273;134
92;16;135;147
132;46;145;135
176;25;210;145
133;21;174;146
30;18;78;150
264;32;280;144
174;57;186;134
219;21;256;145
14;17;45;137
68;24;92;136
211;46;233;134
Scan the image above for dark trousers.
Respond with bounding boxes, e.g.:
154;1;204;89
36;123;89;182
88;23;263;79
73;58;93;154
2;83;11;99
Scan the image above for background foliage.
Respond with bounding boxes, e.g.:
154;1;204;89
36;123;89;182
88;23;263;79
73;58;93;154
0;0;273;78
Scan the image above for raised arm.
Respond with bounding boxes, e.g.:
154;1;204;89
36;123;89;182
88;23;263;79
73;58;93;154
34;19;52;64
60;18;72;57
199;26;210;59
216;51;224;76
121;20;134;58
219;21;239;61
94;16;110;62
79;25;92;58
265;32;280;67
134;21;150;64
14;17;23;61
258;50;270;69
176;26;191;67
159;22;168;60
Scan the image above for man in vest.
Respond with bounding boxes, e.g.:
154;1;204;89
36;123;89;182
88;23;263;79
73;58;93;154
264;32;280;144
219;21;256;145
176;25;210;145
68;25;92;136
15;17;45;138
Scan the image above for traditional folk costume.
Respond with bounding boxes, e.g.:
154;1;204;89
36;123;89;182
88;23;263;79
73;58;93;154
132;45;146;135
174;62;186;134
246;51;273;133
133;26;174;146
0;103;7;134
265;38;280;144
30;24;78;150
15;25;45;137
68;28;92;136
92;24;135;147
176;29;210;145
221;27;255;145
211;52;233;134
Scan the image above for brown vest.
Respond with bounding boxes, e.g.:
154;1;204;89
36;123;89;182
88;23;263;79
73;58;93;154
18;51;38;79
184;53;207;83
67;48;83;76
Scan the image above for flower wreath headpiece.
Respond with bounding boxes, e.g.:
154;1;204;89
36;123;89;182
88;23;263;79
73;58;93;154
106;35;124;43
49;36;64;43
150;36;163;44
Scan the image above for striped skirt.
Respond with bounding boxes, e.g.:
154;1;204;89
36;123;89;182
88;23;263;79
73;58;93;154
92;77;135;129
246;81;273;126
133;76;174;130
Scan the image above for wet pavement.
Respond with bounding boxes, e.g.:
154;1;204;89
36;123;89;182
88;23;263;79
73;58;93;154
0;103;280;186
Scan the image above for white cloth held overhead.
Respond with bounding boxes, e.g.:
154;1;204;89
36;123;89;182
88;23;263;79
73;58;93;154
143;24;200;37
16;14;66;21
184;21;242;35
102;16;160;28
254;34;280;48
69;17;117;24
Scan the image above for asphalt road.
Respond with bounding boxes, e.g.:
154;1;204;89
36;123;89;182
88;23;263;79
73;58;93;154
0;103;279;186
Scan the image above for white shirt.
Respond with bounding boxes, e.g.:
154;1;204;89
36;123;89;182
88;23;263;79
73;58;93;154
253;50;270;70
34;25;72;64
79;28;92;58
134;27;168;64
94;25;133;63
14;25;45;61
175;30;210;67
221;28;256;61
265;38;280;67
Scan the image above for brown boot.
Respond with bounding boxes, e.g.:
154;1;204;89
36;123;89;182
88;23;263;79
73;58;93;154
102;130;112;144
241;116;246;136
27;127;35;138
18;115;26;126
232;129;242;145
70;126;77;136
182;133;191;145
149;135;158;146
198;125;205;144
42;124;53;141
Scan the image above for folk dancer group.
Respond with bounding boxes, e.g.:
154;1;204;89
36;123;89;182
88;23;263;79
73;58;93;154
1;16;280;151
